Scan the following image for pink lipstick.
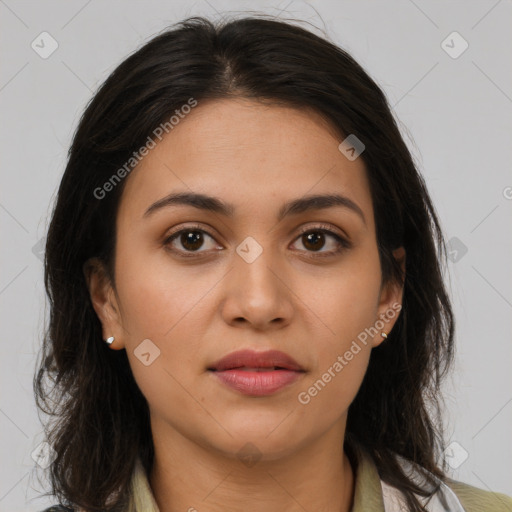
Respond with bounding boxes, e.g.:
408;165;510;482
208;349;305;396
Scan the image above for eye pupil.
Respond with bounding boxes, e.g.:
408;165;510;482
181;231;203;251
303;232;325;251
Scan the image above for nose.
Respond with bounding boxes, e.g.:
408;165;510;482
220;242;294;331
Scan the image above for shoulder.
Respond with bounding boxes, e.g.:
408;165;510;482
445;478;512;512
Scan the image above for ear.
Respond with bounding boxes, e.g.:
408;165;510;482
371;246;406;348
83;257;125;350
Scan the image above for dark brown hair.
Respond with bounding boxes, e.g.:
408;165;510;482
34;14;455;511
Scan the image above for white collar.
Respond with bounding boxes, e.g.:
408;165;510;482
381;454;466;511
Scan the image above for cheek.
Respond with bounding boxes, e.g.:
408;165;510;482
113;245;218;393
114;239;217;338
292;247;381;414
297;320;373;426
298;345;371;431
294;247;382;342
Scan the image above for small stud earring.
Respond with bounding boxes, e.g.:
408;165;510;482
381;332;388;339
105;336;115;345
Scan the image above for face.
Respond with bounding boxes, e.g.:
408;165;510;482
86;98;405;461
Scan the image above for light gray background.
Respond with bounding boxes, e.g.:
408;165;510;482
1;1;511;510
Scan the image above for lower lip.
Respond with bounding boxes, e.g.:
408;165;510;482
210;369;304;396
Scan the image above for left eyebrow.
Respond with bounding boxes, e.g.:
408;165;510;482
143;191;366;226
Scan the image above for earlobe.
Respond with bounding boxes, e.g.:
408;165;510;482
82;257;125;350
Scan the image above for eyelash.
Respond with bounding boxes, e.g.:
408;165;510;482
163;223;352;259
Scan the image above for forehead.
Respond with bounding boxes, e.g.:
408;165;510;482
117;98;374;228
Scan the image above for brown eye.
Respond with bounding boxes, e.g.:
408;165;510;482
178;230;205;251
301;231;327;251
291;225;352;257
164;226;220;257
163;223;351;260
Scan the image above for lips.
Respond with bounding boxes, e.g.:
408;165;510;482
208;349;304;372
207;349;305;396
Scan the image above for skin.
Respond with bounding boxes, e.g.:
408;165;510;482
85;98;405;512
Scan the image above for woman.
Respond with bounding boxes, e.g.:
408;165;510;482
34;15;512;512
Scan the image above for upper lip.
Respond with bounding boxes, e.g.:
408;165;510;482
208;349;305;372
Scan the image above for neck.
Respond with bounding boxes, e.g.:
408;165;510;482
148;416;355;512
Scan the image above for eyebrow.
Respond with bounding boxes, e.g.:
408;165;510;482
143;191;366;226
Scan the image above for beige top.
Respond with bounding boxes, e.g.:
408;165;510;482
126;440;512;511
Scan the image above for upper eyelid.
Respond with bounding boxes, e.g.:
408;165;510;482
165;222;347;239
296;223;347;237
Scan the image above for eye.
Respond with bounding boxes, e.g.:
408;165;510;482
163;224;221;257
290;224;351;258
163;223;351;259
